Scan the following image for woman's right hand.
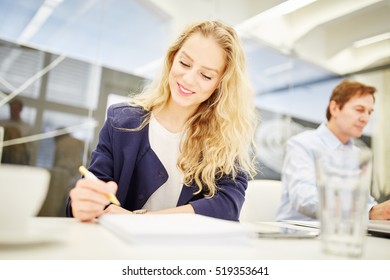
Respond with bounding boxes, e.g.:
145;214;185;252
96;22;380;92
69;178;118;222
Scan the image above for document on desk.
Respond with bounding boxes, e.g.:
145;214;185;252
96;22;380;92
99;214;252;245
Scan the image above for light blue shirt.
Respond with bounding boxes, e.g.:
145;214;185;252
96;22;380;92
276;123;377;221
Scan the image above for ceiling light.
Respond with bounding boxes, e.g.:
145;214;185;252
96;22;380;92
236;0;317;32
17;0;63;43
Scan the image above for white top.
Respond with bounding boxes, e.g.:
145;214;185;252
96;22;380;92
142;115;183;211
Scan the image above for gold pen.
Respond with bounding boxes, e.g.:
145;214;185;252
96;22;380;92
78;165;121;206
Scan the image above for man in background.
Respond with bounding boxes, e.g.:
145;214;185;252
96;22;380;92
276;80;390;221
0;98;33;137
0;98;34;164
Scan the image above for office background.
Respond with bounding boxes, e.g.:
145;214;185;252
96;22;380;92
0;0;389;215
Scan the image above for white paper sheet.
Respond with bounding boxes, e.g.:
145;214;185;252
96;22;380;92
99;213;253;245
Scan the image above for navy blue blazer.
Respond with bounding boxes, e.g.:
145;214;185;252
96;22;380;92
66;103;247;221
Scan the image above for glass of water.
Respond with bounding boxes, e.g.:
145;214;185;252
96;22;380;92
316;148;372;258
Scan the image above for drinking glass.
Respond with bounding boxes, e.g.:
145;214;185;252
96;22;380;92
316;148;371;258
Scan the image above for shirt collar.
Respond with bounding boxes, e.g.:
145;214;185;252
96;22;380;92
317;122;353;150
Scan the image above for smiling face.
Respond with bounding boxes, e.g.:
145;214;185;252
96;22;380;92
328;94;374;144
168;33;226;113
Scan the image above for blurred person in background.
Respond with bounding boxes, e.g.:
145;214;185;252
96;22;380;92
276;80;390;221
0;98;33;137
1;125;29;165
0;98;34;164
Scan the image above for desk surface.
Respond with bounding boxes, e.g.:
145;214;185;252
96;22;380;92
0;217;389;260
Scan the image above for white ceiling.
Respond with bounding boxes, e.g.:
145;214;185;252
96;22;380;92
0;0;389;96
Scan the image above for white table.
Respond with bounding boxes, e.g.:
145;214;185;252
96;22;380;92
0;217;389;260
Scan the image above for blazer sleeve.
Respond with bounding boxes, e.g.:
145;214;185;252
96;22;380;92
188;170;248;221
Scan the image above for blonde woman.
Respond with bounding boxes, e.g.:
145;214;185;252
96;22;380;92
67;20;258;222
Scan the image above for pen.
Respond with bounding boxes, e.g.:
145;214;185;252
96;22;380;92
78;165;121;206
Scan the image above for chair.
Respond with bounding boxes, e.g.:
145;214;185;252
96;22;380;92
240;179;282;222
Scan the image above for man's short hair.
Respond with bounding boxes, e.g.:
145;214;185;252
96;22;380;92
326;80;376;121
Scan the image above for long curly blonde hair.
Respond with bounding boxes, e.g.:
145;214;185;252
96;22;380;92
129;20;258;197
